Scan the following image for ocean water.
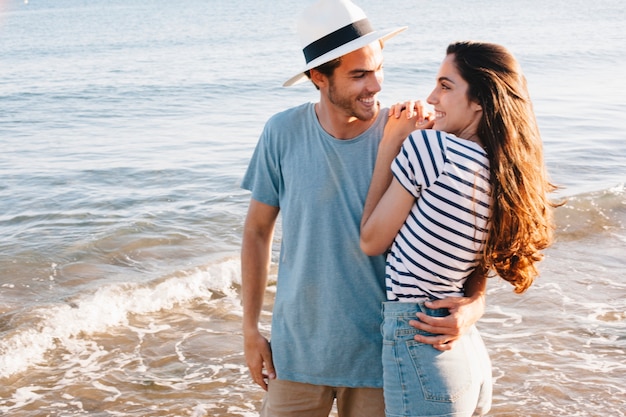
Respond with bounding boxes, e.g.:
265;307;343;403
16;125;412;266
1;0;625;416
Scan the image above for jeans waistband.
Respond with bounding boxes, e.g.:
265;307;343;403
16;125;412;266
381;301;450;318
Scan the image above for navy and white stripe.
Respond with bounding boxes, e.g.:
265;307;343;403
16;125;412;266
387;130;491;301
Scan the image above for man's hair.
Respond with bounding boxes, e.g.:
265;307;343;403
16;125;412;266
305;57;342;90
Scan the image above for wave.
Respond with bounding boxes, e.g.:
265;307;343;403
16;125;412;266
0;257;242;379
555;183;625;242
1;183;623;383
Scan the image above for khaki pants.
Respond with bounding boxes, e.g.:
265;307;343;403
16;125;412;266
260;379;385;417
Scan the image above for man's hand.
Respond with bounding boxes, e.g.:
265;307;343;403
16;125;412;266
409;295;485;351
244;329;276;391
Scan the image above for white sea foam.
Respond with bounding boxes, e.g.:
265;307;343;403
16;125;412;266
0;257;241;379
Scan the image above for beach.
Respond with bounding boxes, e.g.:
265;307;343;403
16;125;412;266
1;0;625;415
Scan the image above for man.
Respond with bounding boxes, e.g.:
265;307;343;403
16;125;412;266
241;1;487;416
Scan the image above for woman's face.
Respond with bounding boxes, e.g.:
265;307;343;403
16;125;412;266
427;53;482;140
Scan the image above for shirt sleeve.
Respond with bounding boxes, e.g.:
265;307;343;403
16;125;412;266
241;122;281;207
391;130;446;199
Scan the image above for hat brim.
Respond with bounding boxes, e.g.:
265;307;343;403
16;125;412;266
283;26;407;87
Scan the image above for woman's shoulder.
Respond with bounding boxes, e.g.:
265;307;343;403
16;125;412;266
405;129;448;154
408;129;448;143
416;130;487;159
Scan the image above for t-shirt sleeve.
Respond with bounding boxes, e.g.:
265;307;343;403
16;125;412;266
241;122;281;207
391;130;446;199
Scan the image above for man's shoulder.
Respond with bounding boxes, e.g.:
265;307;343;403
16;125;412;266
260;103;317;145
267;102;314;125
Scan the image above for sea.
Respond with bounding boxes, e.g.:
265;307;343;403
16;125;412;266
1;0;625;416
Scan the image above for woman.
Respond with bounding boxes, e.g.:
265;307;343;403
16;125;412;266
361;41;558;416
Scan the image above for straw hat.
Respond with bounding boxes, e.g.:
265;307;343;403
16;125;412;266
283;0;407;87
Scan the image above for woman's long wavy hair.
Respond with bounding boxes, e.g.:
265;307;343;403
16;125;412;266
448;41;559;293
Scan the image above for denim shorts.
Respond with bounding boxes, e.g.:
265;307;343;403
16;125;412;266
381;301;492;417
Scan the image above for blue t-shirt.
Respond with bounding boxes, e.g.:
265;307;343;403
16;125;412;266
241;102;387;387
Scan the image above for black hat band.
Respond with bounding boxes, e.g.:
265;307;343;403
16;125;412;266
303;18;374;64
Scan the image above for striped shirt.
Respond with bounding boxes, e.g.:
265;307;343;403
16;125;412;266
387;130;491;301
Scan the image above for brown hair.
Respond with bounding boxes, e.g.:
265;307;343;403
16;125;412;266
305;58;342;90
448;41;560;293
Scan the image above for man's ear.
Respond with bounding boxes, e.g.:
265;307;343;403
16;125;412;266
310;69;327;89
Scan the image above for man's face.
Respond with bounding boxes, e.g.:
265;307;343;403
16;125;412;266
325;42;384;122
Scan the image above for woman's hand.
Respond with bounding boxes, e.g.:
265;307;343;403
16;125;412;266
388;100;434;126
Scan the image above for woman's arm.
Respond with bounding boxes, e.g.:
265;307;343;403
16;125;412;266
360;104;431;254
361;178;414;255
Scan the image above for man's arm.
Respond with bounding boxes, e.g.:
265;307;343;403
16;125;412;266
241;198;280;390
410;267;487;351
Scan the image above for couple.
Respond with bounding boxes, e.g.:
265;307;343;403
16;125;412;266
241;1;557;416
